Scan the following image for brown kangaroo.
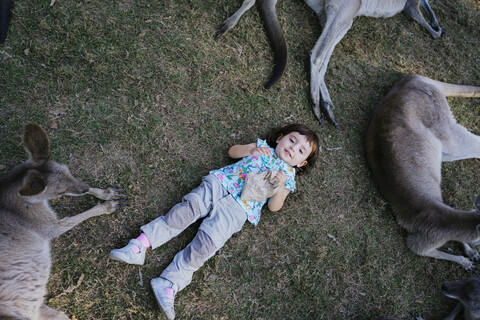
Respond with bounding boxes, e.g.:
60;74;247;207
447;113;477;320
0;124;127;319
366;75;480;270
216;0;444;127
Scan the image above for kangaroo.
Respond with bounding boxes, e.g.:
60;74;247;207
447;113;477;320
0;0;13;43
216;0;444;127
442;278;480;320
373;279;480;319
365;74;480;270
0;123;127;319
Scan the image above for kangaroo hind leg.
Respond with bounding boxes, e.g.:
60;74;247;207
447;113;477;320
309;7;355;127
420;247;474;270
406;233;474;270
215;0;256;39
441;124;480;162
404;0;444;38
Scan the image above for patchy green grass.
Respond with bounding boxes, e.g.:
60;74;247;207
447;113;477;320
1;0;479;319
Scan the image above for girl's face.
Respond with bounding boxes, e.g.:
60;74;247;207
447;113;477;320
275;132;313;168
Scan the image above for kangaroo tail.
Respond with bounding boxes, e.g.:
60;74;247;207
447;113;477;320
0;0;13;44
415;75;480;98
258;0;287;89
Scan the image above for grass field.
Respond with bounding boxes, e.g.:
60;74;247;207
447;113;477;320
1;0;479;319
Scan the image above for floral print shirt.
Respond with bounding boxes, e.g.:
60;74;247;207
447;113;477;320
210;139;296;226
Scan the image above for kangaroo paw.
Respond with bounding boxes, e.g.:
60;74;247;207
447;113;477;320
410;312;426;320
469;251;480;262
101;198;128;214
89;186;127;201
469;264;480;277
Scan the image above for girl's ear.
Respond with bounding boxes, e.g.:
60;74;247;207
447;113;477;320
276;135;283;144
297;160;307;168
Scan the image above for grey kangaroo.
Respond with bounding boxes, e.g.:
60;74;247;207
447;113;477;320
366;75;480;270
442;278;480;320
216;0;444;127
0;123;126;319
373;279;480;319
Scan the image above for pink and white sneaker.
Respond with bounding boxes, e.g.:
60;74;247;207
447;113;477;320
151;277;176;320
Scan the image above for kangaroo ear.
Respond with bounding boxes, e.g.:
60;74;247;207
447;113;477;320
19;171;47;196
475;194;480;210
23;123;50;161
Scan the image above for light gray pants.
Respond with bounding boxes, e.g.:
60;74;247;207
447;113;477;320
141;174;247;292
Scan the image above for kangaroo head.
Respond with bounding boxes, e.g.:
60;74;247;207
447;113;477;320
442;278;480;316
17;124;89;200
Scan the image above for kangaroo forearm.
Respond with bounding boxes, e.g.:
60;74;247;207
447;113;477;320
50;206;107;237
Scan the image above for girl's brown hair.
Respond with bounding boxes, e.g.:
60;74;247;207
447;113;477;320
266;123;320;175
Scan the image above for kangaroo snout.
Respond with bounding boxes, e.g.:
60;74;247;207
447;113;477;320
441;282;452;295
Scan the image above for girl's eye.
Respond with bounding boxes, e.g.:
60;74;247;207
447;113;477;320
289;138;294;143
300;149;304;154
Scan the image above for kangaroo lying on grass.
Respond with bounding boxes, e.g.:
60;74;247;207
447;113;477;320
216;0;444;127
0;123;127;319
366;75;480;270
374;279;480;319
442;278;480;320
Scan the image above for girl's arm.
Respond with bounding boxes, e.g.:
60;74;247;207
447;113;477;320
228;143;273;159
267;172;290;212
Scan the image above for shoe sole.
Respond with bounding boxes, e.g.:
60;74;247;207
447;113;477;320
109;251;144;265
152;288;175;320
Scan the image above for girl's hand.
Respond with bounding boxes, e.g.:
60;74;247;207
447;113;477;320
273;171;286;185
268;172;289;212
251;147;273;157
229;143;273;159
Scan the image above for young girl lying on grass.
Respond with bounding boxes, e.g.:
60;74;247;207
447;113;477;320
110;123;320;319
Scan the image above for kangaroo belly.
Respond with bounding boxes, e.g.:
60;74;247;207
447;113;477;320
358;0;406;17
0;228;51;318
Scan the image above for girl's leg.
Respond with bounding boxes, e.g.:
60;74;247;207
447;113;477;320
141;174;227;249
110;175;226;265
151;194;246;317
151;230;216;320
